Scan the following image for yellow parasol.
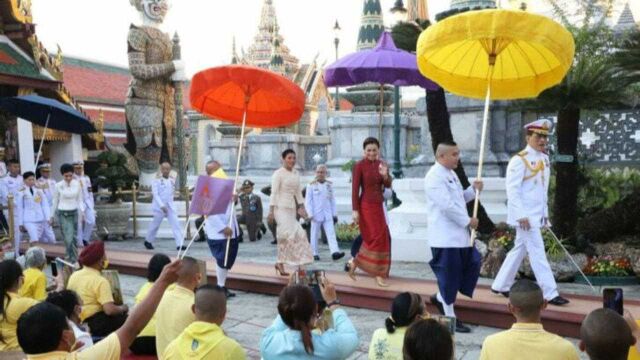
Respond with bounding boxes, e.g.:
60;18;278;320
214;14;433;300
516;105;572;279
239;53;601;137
417;9;575;243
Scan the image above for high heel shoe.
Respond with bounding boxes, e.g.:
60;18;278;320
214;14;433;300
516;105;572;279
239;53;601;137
376;276;389;288
347;259;357;281
274;263;289;277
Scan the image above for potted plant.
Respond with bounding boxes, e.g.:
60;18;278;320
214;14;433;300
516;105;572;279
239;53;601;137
335;222;359;243
578;256;639;286
94;151;136;240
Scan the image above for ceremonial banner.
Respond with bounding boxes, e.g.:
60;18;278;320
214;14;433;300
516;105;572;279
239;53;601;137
190;175;234;216
102;270;124;305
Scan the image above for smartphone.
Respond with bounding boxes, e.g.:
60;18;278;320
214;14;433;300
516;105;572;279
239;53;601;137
603;288;623;315
51;262;58;277
431;315;457;335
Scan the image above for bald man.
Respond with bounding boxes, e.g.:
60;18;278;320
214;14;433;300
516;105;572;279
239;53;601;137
155;256;200;358
480;280;578;360
580;308;636;360
162;285;245;359
424;141;482;333
145;162;184;251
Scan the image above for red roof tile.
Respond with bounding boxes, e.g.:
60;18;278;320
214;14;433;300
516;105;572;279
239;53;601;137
0;50;17;65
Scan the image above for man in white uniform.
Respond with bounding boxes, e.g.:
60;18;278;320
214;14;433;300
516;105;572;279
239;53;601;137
145;162;184;250
305;165;345;261
424;141;483;333
73;161;95;246
491;120;569;306
16;171;51;244
1;159;23;255
36;163;57;243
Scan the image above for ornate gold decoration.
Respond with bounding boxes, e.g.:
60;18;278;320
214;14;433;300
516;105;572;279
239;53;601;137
88;109;105;146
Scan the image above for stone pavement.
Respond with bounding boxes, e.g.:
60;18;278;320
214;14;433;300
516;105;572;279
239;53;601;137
108;230;640;299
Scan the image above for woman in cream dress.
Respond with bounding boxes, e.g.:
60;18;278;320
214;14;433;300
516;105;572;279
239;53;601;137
267;149;313;275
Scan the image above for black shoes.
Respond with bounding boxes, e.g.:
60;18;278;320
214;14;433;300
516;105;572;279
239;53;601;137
548;296;570;306
455;320;472;333
82;240;89;247
313;255;320;261
271;240;277;245
223;287;236;298
176;245;187;251
430;294;445;315
332;252;345;261
144;241;154;250
491;289;510;298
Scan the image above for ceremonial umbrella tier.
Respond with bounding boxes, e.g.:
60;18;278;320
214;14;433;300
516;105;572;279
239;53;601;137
0;94;96;167
190;65;305;264
324;31;438;139
417;9;575;243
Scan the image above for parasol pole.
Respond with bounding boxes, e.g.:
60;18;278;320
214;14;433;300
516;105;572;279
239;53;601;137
34;113;50;168
378;84;384;140
470;55;496;246
224;96;249;267
180;216;206;259
176;215;193;258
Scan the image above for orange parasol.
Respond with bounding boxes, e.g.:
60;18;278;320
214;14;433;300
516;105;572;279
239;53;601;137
188;65;305;263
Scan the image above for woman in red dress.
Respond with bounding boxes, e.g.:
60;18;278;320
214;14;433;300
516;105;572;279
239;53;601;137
348;137;392;287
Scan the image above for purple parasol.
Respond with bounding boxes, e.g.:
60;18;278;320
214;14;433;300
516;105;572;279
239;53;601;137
324;31;439;90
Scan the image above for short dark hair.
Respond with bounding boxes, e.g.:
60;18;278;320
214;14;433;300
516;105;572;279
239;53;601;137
147;253;171;282
7;159;19;166
509;280;544;318
363;137;380;149
22;171;35;180
437;140;457;147
60;163;74;175
17;302;70;354
195;284;227;321
46;290;80;318
403;318;454;360
281;149;296;159
581;308;635;360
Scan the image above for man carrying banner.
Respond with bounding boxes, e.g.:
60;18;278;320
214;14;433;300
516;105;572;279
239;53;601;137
204;168;240;298
145;162;184;251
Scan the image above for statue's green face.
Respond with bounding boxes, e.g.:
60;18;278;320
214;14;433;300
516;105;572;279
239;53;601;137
142;0;168;22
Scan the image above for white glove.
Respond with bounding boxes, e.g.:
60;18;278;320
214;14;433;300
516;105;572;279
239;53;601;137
172;60;187;81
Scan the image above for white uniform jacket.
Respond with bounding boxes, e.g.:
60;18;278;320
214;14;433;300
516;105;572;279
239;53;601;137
16;187;50;225
74;174;95;210
151;176;177;212
424;162;475;248
204;202;240;241
0;175;23;207
506;145;550;228
305;181;337;223
37;177;57;205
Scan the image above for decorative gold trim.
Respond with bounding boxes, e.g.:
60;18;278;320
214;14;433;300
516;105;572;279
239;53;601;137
9;0;33;24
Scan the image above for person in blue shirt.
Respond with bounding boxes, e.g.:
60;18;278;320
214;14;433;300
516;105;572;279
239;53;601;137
260;277;359;359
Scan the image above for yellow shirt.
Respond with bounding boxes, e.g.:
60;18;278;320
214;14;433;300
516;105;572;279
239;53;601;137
19;268;47;301
628;320;640;360
368;327;407;360
26;332;120;360
67;267;114;321
156;285;196;359
0;292;39;351
163;321;246;360
134;282;175;338
480;323;579;360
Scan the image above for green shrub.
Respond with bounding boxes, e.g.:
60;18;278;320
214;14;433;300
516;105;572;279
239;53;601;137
335;222;359;243
95;151;136;203
341;160;356;173
577;188;640;243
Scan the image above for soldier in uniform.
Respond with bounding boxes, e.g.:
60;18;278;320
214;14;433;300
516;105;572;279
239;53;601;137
0;159;23;255
305;165;345;262
36;163;57;243
144;162;184;250
491;120;570;306
237;180;263;242
16;172;51;244
73;161;95;246
424;141;483;333
205;169;240;298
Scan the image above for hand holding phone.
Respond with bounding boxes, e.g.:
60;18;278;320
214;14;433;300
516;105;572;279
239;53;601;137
51;262;58;277
603;288;623;315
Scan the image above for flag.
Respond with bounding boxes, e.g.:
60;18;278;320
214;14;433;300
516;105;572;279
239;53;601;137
190;175;234;216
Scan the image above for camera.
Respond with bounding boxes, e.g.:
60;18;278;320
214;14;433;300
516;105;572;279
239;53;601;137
293;269;327;311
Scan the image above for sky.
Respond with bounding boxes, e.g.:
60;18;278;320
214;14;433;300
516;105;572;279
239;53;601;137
31;0;450;76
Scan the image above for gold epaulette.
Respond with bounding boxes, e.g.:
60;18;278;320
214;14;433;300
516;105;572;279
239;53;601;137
310;180;317;185
517;150;528;157
518;152;545;181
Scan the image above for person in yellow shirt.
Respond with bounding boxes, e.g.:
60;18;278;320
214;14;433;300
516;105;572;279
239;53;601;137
0;259;39;351
16;259;182;360
624;312;640;360
480;279;579;360
580;308;636;360
156;256;201;359
67;240;128;337
368;292;426;360
163;284;246;359
19;247;56;301
129;253;171;356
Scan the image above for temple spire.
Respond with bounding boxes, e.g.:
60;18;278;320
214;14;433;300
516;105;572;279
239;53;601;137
357;0;385;51
615;1;638;32
231;36;240;64
450;0;496;10
270;20;285;74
